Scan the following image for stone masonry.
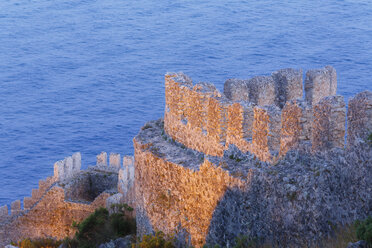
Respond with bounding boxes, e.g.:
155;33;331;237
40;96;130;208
136;66;372;247
164;66;347;163
0;152;135;246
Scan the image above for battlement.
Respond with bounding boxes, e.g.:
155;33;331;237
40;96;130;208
164;66;371;162
0;151;135;246
53;152;81;181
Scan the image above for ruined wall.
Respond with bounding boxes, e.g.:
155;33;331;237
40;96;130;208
53;152;81;182
118;156;136;206
312;96;346;151
0;152;129;246
0;187;109;245
347;91;372;148
305;66;337;106
164;66;347;163
134;137;243;247
134;117;372;247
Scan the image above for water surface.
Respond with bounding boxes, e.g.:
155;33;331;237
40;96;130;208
0;0;371;206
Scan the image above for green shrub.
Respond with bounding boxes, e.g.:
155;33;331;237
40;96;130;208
234;235;263;248
63;207;136;248
135;231;175;248
12;238;62;248
355;216;372;246
368;132;372;145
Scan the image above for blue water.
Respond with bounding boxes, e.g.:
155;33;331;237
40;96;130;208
0;0;371;207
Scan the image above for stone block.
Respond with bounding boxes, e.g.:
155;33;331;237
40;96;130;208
39;180;48;193
53;160;64;181
312;95;346;151
253;105;281;159
109;153;121;170
305;65;337;106
227;102;244;142
11;200;21;216
347;91;372;147
224;79;249;101
246;76;276;106
272;68;303;108
64;156;73;179
106;193;123;214
23;197;33;210
97;152;108;166
118;168;127;195
165;73;193;119
32;189;41;200
206;97;227;144
123;156;134;168
242;102;255;141
72;152;82;172
0;205;8;218
119;156;135;196
280;99;309;155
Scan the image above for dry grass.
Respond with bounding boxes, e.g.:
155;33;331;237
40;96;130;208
318;224;358;248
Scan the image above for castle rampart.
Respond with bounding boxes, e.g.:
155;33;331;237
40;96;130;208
136;66;372;247
0;151;135;246
347;90;372;148
164;66;357;162
305;65;337;106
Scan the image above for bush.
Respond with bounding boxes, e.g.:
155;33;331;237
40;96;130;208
355;216;372;246
63;207;136;248
135;231;175;248
12;238;62;248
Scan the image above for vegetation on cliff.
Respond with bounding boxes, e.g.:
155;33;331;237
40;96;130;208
62;206;136;248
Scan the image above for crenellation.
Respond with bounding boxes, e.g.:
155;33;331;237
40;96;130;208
96;152;108;167
0;205;8;220
64;156;73;179
72;152;81;172
312;95;346;151
347;91;372;148
163;68;360;162
0;66;370;247
226;102;244;144
305;65;337;106
10;200;21;216
53;160;64;181
23;197;33;210
280;99;311;155
31;189;41;200
246;76;276;106
241;102;255;141
224;79;249;102
38;179;48;193
252;105;281;161
272;68;303;108
118;156;135;207
109;153;121;170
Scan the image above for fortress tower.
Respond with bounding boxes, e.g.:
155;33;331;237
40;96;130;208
134;66;372;247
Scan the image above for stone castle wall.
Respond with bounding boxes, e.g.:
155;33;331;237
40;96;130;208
134;120;245;246
164;66;367;163
135;66;372;247
0;152;135;246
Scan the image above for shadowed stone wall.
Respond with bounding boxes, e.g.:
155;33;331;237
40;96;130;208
134;118;372;247
347;91;372;148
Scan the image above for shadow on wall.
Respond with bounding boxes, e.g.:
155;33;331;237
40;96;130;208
205;141;372;247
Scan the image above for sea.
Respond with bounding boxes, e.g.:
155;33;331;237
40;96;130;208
0;0;371;206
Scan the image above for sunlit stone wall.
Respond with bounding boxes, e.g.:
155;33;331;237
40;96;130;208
164;66;348;163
